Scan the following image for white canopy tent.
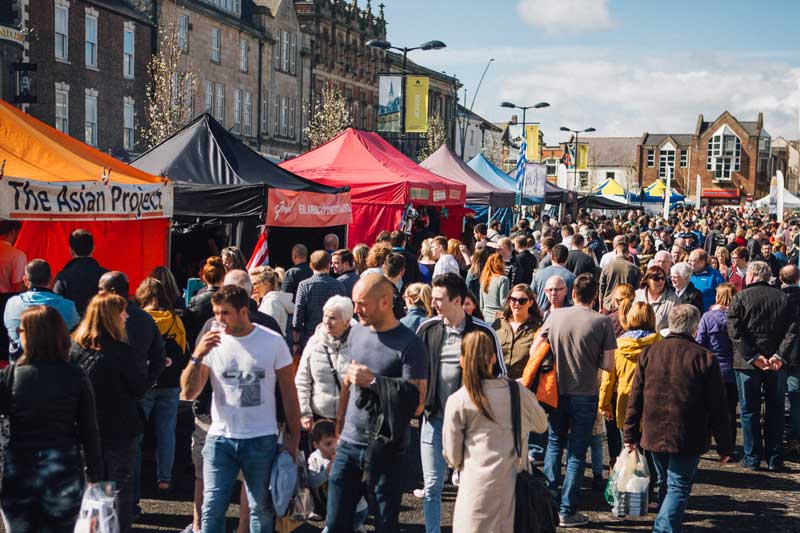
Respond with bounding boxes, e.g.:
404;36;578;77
754;189;800;210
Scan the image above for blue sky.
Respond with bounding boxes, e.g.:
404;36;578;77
381;0;800;142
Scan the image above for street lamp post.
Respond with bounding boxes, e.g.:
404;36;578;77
560;126;596;191
500;101;550;221
366;38;446;156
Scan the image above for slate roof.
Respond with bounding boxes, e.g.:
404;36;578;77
582;137;639;166
641;133;693;147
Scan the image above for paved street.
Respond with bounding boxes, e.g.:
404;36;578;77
122;430;800;533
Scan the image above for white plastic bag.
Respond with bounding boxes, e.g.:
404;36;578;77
607;448;650;517
74;482;120;533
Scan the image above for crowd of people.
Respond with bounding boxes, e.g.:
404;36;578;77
0;203;798;532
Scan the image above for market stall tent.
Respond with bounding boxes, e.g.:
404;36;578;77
595;177;626;196
0;99;171;288
754;189;800;210
280;128;466;245
132;114;352;269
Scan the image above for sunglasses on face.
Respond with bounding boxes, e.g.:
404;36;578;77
508;297;529;305
650;276;666;282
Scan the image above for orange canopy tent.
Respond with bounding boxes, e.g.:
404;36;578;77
0;99;172;289
281;128;466;245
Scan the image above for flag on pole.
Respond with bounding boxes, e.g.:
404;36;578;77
663;165;672;219
246;230;269;269
515;136;528;192
777;170;785;223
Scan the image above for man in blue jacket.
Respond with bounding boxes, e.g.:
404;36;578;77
4;259;79;360
688;249;724;311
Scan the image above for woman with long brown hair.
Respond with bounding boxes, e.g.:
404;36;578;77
70;293;148;532
0;306;102;532
492;284;543;379
479;253;509;321
635;266;679;332
442;330;548;532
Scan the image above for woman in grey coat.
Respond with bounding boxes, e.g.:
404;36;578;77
295;295;361;430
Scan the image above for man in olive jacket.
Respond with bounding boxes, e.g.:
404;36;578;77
727;261;798;471
624;304;732;533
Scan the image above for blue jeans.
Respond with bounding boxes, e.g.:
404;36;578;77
736;368;786;468
649;452;700;533
788;367;800;441
202;434;278;533
420;417;446;533
326;439;405;533
589;433;604;476
543;394;598;516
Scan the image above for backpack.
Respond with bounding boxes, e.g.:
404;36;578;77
158;316;188;388
508;378;557;533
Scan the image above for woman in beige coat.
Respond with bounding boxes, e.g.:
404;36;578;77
443;330;548;532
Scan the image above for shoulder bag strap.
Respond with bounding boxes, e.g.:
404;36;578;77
323;344;341;391
508;377;521;460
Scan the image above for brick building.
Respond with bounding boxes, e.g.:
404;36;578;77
24;0;153;159
637;111;773;204
0;3;27;105
294;0;386;132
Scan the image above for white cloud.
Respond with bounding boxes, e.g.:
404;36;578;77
517;0;616;34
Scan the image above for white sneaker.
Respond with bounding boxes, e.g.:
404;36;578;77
413;488;425;498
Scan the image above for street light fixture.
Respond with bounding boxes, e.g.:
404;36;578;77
560;126;596;190
367;38;447;154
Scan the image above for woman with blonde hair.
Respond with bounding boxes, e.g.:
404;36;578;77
418;238;437;284
400;282;432;332
70;293;147;532
479;253;509;321
443;330;548;532
252;266;294;336
603;283;635;337
448;238;470;276
0;306;102;532
352;244;369;275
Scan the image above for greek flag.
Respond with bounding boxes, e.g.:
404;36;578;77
515;136;527;192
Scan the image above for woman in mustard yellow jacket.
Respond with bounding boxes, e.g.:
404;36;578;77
599;302;662;431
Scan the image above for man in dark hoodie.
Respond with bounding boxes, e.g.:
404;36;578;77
780;265;800;455
54;229;109;315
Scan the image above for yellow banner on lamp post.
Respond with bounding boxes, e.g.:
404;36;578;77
405;76;429;133
577;144;589;170
525;125;540;162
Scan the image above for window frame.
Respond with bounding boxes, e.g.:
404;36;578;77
205;80;213;114
273;93;280;135
658;149;675;179
233;88;242;134
211;27;221;63
261;90;269;135
243;91;252;136
646;148;655;167
123;97;135;151
84;11;98;69
178;15;189;52
55;3;69;61
215;82;225;123
289;33;297;75
84;89;98;146
679;150;688;168
123;23;135;79
55;83;69;133
282;31;289;72
280;95;288;137
239;38;248;72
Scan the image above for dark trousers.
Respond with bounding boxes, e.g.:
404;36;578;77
736;368;786;469
605;393;622;464
723;381;738;449
326;440;404;533
102;438;138;532
0;447;85;533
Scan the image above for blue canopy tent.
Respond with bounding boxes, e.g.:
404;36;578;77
630;179;685;204
466;154;519;232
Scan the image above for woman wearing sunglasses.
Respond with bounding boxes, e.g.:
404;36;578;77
634;266;680;332
491;284;543;379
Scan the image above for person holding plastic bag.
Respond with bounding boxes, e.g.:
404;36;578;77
0;305;102;532
623;304;733;533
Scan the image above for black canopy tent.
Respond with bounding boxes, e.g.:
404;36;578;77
577;194;636;210
132;114;350;277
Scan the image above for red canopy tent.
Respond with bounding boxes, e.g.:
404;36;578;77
281;128;466;245
0;99;171;290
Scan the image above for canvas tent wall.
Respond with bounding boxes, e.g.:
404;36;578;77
754;189;800;210
281;128;466;246
0;99;171;290
132;114;351;270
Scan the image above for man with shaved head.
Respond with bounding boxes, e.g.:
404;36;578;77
327;274;428;533
543;275;569;320
780;264;800;454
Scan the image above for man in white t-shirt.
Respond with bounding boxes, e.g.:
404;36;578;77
181;285;300;533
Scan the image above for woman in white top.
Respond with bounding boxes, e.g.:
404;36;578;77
250;266;294;335
634;265;679;332
431;236;461;278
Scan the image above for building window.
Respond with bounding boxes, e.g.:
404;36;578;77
606;171;615;180
289;98;295;138
215;82;224;123
123;97;135;151
545;159;557;175
123;22;135;79
679;150;688;167
84;89;98;146
261;90;268;134
211;28;221;63
239;39;248;72
273;93;279;135
178;15;189;51
233;88;242;133
205;81;213;113
274;36;281;70
646;149;655;167
706;132;741;180
85;9;98;68
280;96;288;137
55;83;69;133
282;31;289;72
659;148;675;178
579;172;589;189
55;1;69;61
243;91;252;136
290;34;297;75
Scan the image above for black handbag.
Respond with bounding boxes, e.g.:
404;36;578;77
508;378;557;533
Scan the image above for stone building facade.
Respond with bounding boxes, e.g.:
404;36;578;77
24;0;154;159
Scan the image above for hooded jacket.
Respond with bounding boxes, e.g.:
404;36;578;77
599;331;662;429
259;290;295;336
53;256;108;315
4;288;80;356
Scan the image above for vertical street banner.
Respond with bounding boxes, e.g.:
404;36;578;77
663;165;672;219
405;76;429;133
769;175;778;217
377;75;402;132
576;144;589;170
522;163;546;203
525;125;540;162
695;174;701;208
